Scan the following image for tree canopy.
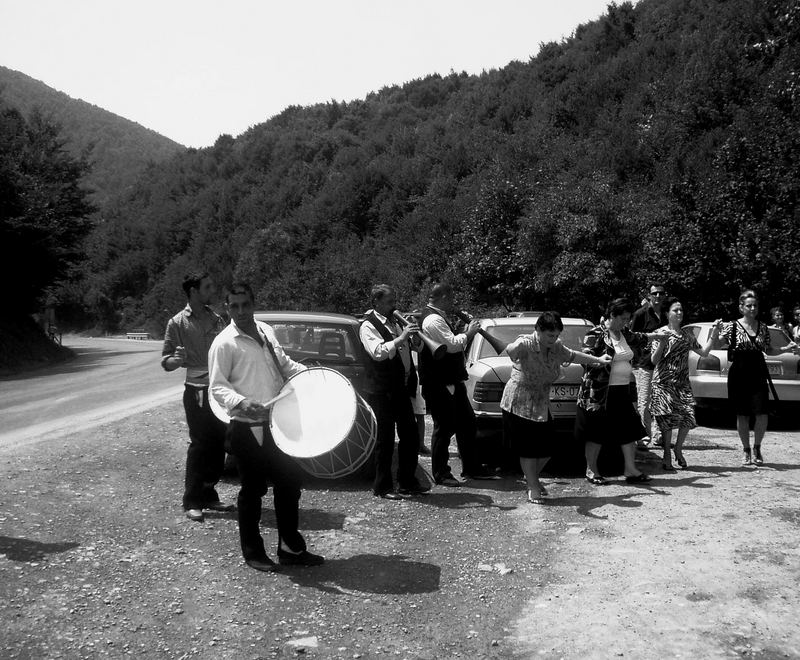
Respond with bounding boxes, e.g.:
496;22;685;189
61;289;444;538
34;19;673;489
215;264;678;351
64;0;800;332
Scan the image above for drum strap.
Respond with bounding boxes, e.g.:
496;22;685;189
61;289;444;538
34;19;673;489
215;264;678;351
260;330;287;385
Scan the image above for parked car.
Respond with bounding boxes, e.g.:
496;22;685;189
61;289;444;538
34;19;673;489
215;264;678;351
254;311;368;394
465;316;595;437
686;322;800;415
505;311;544;317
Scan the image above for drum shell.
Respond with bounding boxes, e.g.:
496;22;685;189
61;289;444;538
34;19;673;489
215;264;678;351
270;367;377;479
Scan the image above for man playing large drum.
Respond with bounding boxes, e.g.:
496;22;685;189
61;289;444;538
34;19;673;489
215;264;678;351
359;284;430;500
209;282;324;573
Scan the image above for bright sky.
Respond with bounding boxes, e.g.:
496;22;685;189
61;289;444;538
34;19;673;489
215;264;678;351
0;1;612;148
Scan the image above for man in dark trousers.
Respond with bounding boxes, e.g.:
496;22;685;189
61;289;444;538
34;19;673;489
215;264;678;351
418;282;496;485
162;271;232;522
359;284;429;500
209;282;324;573
631;282;668;447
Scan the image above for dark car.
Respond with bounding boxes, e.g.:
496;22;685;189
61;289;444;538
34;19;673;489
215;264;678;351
254;311;368;393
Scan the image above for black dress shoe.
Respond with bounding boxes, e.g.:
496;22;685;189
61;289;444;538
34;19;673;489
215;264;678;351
245;557;279;573
277;549;325;567
377;492;405;501
436;476;462;487
205;501;235;512
398;482;431;495
625;473;652;483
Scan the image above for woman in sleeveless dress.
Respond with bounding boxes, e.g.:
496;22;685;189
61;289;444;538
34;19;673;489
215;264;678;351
720;292;773;466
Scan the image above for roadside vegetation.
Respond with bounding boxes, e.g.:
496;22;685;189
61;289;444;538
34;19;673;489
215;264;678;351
1;0;798;344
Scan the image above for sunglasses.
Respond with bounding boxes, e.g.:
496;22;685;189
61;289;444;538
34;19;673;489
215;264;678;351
650;291;666;296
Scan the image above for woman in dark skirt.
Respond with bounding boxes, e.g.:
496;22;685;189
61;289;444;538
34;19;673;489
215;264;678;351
575;299;661;485
501;312;611;504
720;292;794;465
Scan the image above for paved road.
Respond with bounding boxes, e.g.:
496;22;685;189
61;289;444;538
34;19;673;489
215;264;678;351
0;335;183;451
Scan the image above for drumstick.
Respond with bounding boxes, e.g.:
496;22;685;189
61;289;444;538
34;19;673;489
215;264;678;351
260;384;295;409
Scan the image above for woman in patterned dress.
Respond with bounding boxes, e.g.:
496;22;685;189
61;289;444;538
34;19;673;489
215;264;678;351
501;312;611;504
649;298;720;471
720;292;798;466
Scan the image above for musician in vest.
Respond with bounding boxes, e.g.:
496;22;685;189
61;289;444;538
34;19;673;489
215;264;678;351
418;283;497;485
360;285;431;499
209;282;324;573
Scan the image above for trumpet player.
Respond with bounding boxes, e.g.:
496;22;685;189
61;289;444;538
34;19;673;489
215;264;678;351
359;285;430;499
418;282;497;485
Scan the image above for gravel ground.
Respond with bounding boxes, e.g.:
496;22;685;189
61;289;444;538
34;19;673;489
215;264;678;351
1;402;799;659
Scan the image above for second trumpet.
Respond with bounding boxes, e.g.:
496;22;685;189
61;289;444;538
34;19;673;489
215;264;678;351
392;311;447;360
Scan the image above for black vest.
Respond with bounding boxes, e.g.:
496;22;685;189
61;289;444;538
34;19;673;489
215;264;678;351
362;312;418;396
417;306;468;388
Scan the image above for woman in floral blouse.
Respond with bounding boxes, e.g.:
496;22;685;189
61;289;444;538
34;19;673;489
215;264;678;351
575;299;661;486
501;312;611;504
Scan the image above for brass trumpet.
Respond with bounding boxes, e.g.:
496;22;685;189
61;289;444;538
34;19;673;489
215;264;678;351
456;310;508;355
392;311;447;360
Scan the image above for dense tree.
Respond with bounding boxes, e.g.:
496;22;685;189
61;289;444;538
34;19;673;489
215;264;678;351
56;0;800;332
0;102;95;314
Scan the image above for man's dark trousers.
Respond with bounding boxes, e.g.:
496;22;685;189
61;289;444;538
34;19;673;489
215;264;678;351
368;388;420;495
182;385;227;510
227;421;306;562
422;381;482;482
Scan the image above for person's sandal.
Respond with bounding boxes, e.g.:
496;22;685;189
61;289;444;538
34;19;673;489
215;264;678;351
585;475;608;485
527;490;547;504
753;446;764;466
674;449;688;469
742;449;752;466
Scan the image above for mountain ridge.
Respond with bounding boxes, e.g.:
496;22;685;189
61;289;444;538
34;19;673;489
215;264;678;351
0;65;185;205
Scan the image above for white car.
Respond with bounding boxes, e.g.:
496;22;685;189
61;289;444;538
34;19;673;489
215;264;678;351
465;316;594;436
686;322;800;414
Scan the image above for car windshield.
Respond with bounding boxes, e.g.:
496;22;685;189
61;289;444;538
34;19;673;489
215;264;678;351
261;321;360;363
477;324;589;358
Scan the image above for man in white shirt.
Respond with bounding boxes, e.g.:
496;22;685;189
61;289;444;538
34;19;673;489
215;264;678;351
359;284;429;499
209;282;324;573
417;283;496;485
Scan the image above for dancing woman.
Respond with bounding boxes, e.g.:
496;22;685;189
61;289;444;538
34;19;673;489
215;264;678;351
575;299;661;485
649;297;720;470
501;312;611;504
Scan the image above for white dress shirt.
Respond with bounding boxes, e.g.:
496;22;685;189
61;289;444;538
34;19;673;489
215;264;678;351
420;305;469;352
209;319;305;422
359;310;413;375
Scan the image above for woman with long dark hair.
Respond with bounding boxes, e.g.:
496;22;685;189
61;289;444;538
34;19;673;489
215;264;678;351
575;298;660;485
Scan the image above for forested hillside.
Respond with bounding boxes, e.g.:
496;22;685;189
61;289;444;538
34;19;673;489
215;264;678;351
73;0;799;334
0;66;185;206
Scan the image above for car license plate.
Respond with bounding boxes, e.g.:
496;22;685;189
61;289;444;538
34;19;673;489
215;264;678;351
766;363;782;375
551;384;580;400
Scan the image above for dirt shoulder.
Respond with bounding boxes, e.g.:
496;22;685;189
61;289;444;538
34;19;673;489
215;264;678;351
1;403;799;659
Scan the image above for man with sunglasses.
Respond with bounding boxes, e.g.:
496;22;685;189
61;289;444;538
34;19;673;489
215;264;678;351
631;284;668;447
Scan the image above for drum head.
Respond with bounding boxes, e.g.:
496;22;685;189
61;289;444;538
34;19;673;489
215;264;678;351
270;367;357;458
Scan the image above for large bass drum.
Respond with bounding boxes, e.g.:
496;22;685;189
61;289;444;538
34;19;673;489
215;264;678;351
269;367;376;479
